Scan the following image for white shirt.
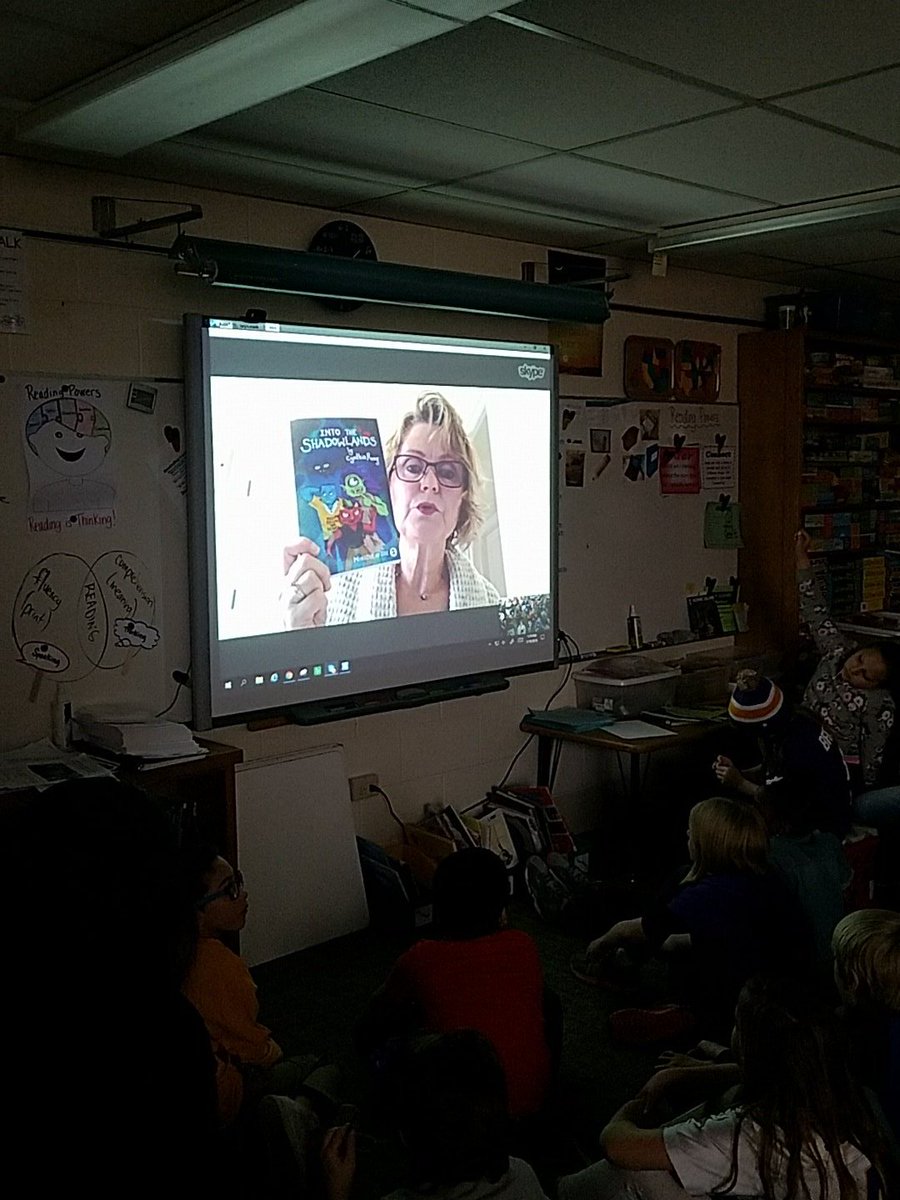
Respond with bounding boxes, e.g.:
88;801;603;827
663;1111;871;1198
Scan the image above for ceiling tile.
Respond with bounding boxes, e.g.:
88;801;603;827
196;88;545;187
581;109;900;205
6;1;235;47
507;0;900;97
1;17;131;102
345;188;639;248
702;226;900;267
835;256;900;282
127;141;407;208
776;67;900;149
439;154;769;226
317;20;729;149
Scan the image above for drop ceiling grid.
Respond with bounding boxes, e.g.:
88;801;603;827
775;65;900;149
505;0;900;97
577;108;900;206
197;88;554;187
435;153;771;227
313;20;731;149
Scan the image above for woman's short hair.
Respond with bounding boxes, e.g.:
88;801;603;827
387;1030;509;1187
683;795;769;882
832;908;900;1010
386;390;484;546
432;847;509;939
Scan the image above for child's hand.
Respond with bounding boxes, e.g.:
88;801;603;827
637;1068;683;1115
321;1125;356;1200
712;755;742;789
654;1050;706;1072
794;529;812;569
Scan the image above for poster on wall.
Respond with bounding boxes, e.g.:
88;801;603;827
17;378;120;532
659;443;701;494
0;229;27;334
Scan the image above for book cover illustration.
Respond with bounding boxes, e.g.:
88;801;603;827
290;417;400;574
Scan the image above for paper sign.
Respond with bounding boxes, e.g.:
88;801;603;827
704;501;744;548
659;445;700;494
701;445;736;490
0;228;26;333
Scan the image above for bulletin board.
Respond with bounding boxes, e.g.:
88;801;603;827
1;372;190;732
557;397;740;654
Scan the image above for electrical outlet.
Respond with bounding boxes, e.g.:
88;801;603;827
349;773;378;802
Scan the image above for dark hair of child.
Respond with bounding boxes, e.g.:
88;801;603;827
683;794;769;883
864;641;900;694
724;975;883;1200
387;1029;510;1187
181;839;223;908
431;847;509;939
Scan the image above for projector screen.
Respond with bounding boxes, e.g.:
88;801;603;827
185;316;558;728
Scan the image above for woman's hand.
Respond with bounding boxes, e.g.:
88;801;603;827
281;538;332;629
320;1124;356;1200
794;529;812;570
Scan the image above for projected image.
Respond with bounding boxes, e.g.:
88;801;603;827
211;380;550;640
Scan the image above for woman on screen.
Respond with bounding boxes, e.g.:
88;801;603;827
281;391;499;627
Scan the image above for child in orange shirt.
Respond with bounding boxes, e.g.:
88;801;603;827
182;847;315;1125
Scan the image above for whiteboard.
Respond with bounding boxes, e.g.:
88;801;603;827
557;398;740;654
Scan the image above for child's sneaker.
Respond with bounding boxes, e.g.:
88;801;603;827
547;852;595;900
569;947;637;989
608;1004;697;1045
524;854;573;920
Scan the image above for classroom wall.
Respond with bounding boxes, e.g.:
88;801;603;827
0;153;775;837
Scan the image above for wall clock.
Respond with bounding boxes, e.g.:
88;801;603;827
307;221;378;312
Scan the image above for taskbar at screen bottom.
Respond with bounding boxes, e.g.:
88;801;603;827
209;633;553;722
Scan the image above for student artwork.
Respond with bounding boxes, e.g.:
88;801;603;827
592;454;611;481
623;336;674;400
659;436;701;494
639;409;659;441
646;443;659;479
623;453;645;482
590;428;611;454
290;417;400;573
565;446;586;487
701;432;736;490
675;340;721;402
13;550;158;681
22;386;117;530
704;497;744;548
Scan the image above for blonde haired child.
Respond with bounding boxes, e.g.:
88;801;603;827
577;797;812;1042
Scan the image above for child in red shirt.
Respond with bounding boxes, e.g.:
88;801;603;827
361;848;555;1119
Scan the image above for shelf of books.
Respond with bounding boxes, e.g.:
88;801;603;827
801;344;900;619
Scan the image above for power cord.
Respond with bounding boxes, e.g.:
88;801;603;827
156;665;191;718
496;629;579;790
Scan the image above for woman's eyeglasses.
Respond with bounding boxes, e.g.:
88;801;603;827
392;454;467;489
197;870;244;908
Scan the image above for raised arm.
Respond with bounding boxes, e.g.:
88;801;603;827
795;529;852;660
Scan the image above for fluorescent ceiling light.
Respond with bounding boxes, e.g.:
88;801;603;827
649;187;900;252
17;1;516;156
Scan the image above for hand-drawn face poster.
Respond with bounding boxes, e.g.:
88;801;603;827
2;374;187;707
20;380;119;532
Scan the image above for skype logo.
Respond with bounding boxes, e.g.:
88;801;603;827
518;363;546;381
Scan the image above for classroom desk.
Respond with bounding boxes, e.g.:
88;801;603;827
519;716;723;806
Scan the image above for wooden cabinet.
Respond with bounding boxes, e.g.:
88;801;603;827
738;328;900;657
118;738;243;864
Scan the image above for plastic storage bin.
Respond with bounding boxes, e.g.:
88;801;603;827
574;655;680;717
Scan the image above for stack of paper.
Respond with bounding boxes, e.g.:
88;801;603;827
73;716;203;760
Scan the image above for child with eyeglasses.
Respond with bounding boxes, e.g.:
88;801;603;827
182;846;319;1126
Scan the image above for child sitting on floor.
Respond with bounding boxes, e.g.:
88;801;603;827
181;845;317;1126
575;795;813;1043
833;909;900;1147
322;1030;549;1200
357;847;555;1119
557;974;882;1200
